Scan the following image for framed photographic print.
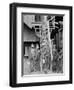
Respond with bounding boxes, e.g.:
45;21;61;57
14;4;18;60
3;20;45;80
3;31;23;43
10;3;72;87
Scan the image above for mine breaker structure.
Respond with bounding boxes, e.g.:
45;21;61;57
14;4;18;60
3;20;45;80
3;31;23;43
23;14;63;74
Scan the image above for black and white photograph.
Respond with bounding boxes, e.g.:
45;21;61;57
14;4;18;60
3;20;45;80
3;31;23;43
22;14;63;76
10;3;72;87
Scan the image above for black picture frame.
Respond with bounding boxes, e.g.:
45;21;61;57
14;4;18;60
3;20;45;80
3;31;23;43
10;3;72;87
